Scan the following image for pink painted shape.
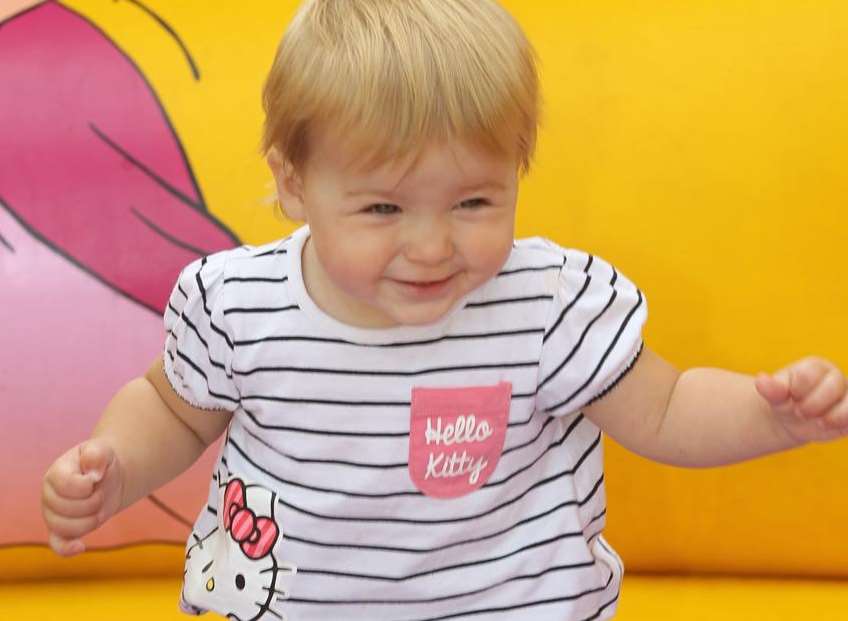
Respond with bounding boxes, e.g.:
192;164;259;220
0;2;237;313
0;204;219;546
408;382;511;499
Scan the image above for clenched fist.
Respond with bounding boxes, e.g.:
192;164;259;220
41;439;123;556
756;356;848;444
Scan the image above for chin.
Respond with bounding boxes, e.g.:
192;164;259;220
390;303;455;327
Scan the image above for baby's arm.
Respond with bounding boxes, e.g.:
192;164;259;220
41;354;232;556
583;348;847;467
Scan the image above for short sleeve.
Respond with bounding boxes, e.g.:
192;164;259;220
162;253;240;412
536;249;647;417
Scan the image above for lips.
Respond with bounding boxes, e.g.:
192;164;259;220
399;276;452;286
392;273;457;298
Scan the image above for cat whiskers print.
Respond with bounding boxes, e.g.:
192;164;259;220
182;473;297;620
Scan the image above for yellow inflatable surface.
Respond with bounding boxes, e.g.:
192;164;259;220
3;575;847;621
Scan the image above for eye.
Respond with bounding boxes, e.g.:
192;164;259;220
235;574;246;590
456;198;489;210
365;203;400;215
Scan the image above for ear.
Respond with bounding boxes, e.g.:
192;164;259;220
266;148;306;221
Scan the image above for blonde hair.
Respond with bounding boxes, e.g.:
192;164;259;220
261;0;540;175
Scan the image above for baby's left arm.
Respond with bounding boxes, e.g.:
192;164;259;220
583;348;848;467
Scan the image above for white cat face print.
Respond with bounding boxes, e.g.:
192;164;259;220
182;473;297;621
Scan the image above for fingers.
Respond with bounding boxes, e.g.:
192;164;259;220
774;357;848;438
797;368;846;418
786;357;831;404
754;372;790;407
42;504;102;542
762;358;848;443
78;440;115;482
819;394;848;431
43;459;98;500
42;441;114;556
42;479;104;519
48;532;86;557
41;473;104;551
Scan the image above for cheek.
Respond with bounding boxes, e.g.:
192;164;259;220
460;224;514;274
315;232;393;290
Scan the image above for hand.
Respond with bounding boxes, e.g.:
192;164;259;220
755;356;848;444
41;439;124;556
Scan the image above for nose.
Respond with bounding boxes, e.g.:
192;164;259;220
402;218;454;266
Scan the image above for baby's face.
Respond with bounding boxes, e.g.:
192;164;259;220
286;132;519;328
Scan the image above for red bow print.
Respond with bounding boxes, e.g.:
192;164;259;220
222;479;279;560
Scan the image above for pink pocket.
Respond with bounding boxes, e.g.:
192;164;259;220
408;382;512;499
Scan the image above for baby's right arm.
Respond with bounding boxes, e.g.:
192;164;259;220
41;354;232;556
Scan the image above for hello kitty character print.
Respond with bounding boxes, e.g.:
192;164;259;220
181;472;297;621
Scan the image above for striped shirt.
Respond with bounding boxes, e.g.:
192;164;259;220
164;225;646;621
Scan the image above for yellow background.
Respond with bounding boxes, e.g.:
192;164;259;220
6;0;847;585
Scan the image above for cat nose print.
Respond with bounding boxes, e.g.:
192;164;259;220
206;577;215;592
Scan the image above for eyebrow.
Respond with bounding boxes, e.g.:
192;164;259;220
458;181;507;193
344;181;505;199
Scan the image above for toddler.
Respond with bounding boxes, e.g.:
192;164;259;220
42;1;847;620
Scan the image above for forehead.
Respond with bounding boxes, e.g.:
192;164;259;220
307;129;517;191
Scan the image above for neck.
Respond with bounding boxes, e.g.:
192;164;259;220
1;0;45;22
